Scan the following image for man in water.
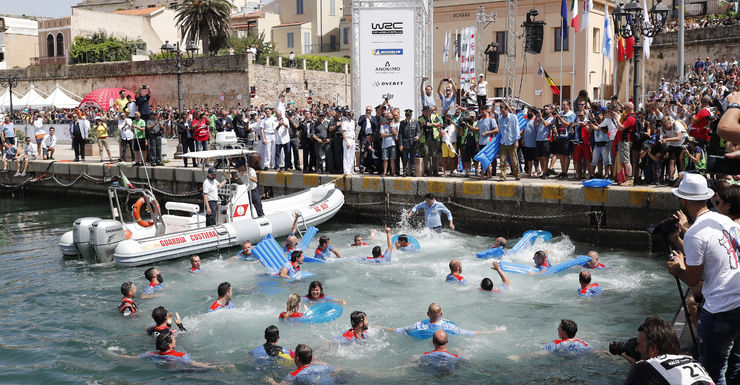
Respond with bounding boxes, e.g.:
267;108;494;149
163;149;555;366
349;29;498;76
314;236;343;260
250;325;295;366
189;255;201;273
207;282;235;313
445;259;466;284
480;261;511;292
528;250;551;275
394;234;417;252
493;237;507;248
350;234;369;247
419;330;461;373
577;271;603;297
584;250;606;269
364;227;392;263
119;281;138;317
335;311;369;344
386;303;494;337
280;250;305;279
230;241;256;261
284;214;301;255
147;306;186;337
139;331;213;368
544;319;591;355
267;344;336;385
142;267;164;297
406;193;455;232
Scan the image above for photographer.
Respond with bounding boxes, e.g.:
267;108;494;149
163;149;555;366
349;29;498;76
666;174;740;385
689;95;713;147
622;317;712;384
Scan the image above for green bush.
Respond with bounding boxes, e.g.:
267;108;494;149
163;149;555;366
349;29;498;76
70;31;146;64
296;55;350;73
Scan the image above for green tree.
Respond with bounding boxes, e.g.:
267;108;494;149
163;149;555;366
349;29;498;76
175;0;236;55
69;31;146;64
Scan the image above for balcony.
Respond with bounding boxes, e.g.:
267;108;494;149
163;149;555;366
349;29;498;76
318;42;340;53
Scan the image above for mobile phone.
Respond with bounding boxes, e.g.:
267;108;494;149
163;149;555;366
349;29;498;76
142;84;147;89
285;87;291;93
443;78;449;82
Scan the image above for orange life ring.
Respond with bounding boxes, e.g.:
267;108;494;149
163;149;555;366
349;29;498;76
132;197;160;227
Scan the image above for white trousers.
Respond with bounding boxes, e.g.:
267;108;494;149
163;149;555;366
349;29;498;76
262;138;276;169
343;141;355;174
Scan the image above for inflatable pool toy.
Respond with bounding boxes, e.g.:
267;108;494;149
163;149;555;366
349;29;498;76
407;319;462;340
391;234;421;252
476;246;505;259
301;302;343;324
251;234;314;280
298;226;319;250
509;230;553;254
582;179;613;188
473;133;501;172
499;255;592;275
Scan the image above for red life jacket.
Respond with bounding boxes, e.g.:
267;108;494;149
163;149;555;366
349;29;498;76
450;274;464;282
579;283;600;294
341;329;367;341
553;338;589;347
280;311;304;320
290;364;311;377
423;349;459;358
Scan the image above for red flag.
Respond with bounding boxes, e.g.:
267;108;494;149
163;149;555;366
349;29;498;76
617;36;625;62
625;36;635;60
544;69;561;95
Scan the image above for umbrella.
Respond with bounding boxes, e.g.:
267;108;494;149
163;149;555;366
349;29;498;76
78;87;135;111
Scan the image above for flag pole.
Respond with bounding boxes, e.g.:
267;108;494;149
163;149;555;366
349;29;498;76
600;42;605;100
612;0;618;99
560;30;564;108
572;28;576;101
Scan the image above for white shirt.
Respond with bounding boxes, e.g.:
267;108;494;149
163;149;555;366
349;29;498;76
202;177;220;202
33;117;44;129
662;120;686;147
477;81;488;96
24;142;38;157
261;116;278;138
684;211;740;313
275;116;290;144
341;118;355;141
442;123;457;143
600;118;618;141
42;134;57;149
275;99;286;117
247;167;257;191
119;118;134;140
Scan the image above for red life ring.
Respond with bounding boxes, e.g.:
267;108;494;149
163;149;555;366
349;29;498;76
132;197;160;228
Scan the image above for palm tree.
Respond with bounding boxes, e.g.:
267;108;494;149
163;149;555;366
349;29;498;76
175;0;236;54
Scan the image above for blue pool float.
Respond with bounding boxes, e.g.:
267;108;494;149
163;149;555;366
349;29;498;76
509;230;553;254
391;234;421;252
499;255;592;275
473;133;501;172
298;226;319;250
301;302;343;324
476;246;506;259
252;234;314;280
407;319;463;340
582;179;613;188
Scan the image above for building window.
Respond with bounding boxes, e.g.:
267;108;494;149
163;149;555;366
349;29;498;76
296;0;303;14
330;34;336;50
593;28;600;53
303;32;311;54
169;2;178;9
329;0;335;16
56;33;64;56
287;32;294;48
47;34;55;57
554;27;569;52
343;27;349;45
495;31;507;54
552;86;572;104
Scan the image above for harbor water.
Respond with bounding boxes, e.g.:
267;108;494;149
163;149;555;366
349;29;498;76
0;196;678;384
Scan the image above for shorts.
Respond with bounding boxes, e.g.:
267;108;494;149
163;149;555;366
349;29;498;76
522;147;537;162
573;143;592;163
592;144;611;166
43;147;52;156
4;137;16;146
462;144;477;163
442;142;457;158
134;138;146;151
535;141;550;158
19;154;37;162
667;146;683;161
36;136;44;144
618;141;631;164
554;137;572;156
382;146;396;160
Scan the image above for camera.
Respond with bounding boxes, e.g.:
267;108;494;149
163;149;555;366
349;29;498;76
609;338;641;361
285;87;291;93
649;216;679;236
443;78;449;82
142;84;147;89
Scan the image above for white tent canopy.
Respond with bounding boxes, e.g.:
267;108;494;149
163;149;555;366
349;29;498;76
44;85;82;109
0;88;25;110
16;86;48;109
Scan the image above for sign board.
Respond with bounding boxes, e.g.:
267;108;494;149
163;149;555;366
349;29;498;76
357;8;416;115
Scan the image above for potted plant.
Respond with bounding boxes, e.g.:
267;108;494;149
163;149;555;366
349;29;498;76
85;125;99;157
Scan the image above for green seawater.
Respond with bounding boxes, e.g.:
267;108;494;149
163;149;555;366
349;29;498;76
0;196;678;384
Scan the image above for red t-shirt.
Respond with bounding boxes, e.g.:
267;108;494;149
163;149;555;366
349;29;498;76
619;115;636;143
690;108;711;141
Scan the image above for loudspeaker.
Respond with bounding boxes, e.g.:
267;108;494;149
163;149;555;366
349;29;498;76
524;22;545;54
485;43;499;73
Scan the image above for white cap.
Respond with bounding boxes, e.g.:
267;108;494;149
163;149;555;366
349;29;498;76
672;174;714;201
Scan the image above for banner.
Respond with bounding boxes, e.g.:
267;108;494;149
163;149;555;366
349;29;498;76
459;26;476;93
357;8;416;114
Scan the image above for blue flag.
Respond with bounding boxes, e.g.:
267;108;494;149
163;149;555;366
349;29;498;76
561;0;569;40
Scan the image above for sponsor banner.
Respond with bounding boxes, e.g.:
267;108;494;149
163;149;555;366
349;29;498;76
358;8;415;115
145;229;220;249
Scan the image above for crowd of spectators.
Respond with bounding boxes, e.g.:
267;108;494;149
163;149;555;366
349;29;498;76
662;13;740;32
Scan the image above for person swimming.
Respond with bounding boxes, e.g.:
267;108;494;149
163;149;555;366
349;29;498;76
302;281;345;304
584;250;607;269
142;267;165;297
146;306;185;337
544;319;592;355
385;303;497;337
577;271;603;297
528;250;551;275
445;259;466;284
419;330;461;373
394;234;417;251
279;294;305;322
249;325;295;367
280;250;305;279
335;311;369;344
189;255;201;273
480;261;511;292
493;237;507;249
267;344;336;385
350;233;370;247
207;282;235;313
231;241;257;261
139;331;205;366
119;281;138;317
284;214;300;255
364;227;393;264
315;236;343;260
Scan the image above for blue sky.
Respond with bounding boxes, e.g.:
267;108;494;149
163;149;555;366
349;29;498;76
3;0;78;18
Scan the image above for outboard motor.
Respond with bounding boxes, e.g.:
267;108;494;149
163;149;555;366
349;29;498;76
73;217;101;261
89;220;126;264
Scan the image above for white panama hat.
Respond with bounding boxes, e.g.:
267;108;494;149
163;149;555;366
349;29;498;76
672;174;714;201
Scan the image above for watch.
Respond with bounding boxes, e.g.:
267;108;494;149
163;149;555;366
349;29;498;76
727;103;740;110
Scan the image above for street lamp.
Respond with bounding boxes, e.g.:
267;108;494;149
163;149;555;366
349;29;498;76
1;73;20;119
160;40;197;155
611;0;669;104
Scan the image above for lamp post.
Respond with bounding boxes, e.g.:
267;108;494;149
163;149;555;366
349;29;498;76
1;73;20;119
611;0;669;105
160;40;198;155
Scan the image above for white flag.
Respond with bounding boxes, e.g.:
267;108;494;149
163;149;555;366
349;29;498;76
581;0;593;32
641;0;653;59
442;31;450;63
455;29;459;61
602;3;613;59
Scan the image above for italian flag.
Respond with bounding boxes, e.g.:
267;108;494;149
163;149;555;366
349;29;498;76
571;0;579;33
120;169;135;189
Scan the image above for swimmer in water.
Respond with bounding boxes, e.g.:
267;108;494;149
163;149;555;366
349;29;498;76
350;233;370;247
147;306;186;337
314;236;343;260
419;330;461;373
279;294;305;321
230;241;256;261
364;227;393;263
141;267;165;297
335;311;369;344
493;237;507;248
480;261;511;292
302;281;346;304
207;282;235;313
284;213;301;255
266;344;336;385
249;325;295;366
383;303;500;337
445;259;466;284
394;234;417;251
189;255;201;273
508;319;591;361
119;281;138;317
137;331;215;368
406;193;455;232
528;250;551;275
280;250;305;279
584;250;606;269
577;271;603;297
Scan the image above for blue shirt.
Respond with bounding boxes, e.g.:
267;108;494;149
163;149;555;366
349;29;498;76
380;123;395;149
445;273;466;284
536;117;551;141
544;338;592;355
334;329;369;344
282;261;301;276
283;364;335;384
396;318;474;336
363;249;392;264
411;201;453;229
2;122;14;138
143;282;165;295
189;268;201;273
314;245;334;260
497;113;520;146
249;344;294;367
440;94;456;116
578;283;603;297
237;250;257;261
420;350;460;373
523;120;537;148
593;124;609;143
559;111;576;138
477;117;497;145
207;300;235;313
